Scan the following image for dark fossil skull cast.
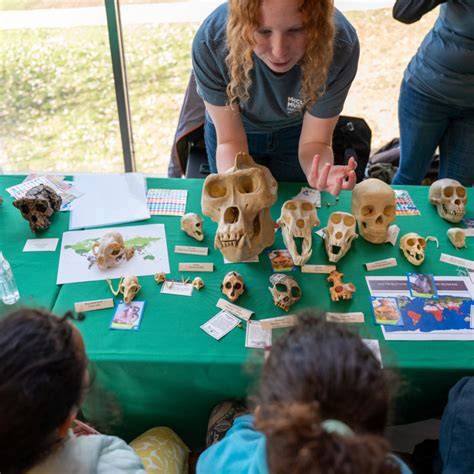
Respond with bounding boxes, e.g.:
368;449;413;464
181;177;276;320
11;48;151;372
13;184;62;231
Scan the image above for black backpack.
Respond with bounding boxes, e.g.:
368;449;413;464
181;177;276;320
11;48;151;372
332;115;372;183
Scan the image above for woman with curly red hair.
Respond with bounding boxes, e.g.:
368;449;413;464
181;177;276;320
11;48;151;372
192;0;359;195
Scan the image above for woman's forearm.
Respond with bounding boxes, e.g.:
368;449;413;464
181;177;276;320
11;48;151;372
216;141;249;173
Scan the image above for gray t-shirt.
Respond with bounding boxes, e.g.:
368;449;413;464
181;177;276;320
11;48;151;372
394;0;474;107
192;3;359;133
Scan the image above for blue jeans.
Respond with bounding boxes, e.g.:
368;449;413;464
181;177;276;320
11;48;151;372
393;79;474;186
204;118;306;182
438;377;474;473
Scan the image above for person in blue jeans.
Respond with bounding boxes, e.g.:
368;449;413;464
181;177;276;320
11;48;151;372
197;312;412;474
392;0;474;187
438;377;474;473
192;0;360;195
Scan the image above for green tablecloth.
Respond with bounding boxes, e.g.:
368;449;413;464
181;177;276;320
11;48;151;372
1;176;473;448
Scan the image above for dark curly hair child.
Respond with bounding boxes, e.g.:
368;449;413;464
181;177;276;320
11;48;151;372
0;307;147;474
197;310;412;474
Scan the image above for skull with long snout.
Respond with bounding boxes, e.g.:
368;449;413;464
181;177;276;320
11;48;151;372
201;152;278;262
277;199;320;266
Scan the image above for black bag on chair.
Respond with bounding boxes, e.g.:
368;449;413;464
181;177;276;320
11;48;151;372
332;115;372;183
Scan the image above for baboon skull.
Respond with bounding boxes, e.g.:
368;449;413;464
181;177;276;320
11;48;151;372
400;232;426;266
201;152;278;262
277;199;320;266
324;212;358;263
92;231;135;270
429;179;467;223
181;213;204;241
268;273;301;312
352;178;396;244
221;271;245;302
13;184;62;231
447;228;466;249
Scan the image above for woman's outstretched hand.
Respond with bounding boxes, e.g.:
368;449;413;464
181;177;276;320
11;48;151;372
308;155;357;196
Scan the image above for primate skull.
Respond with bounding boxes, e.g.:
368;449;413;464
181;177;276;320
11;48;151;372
154;272;166;284
352;178;396;244
107;275;141;304
429;179;467;223
13;184;62;231
221;271;245;302
447;228;466;249
324;212;358;263
92;231;135;270
192;276;205;290
122;275;141;304
201;152;278;262
277;199;320;266
181;213;204;241
400;233;426;266
268;273;301;312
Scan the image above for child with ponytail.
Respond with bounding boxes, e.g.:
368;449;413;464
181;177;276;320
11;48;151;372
197;311;411;473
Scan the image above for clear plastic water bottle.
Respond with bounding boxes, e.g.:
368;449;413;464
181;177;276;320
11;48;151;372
0;251;20;305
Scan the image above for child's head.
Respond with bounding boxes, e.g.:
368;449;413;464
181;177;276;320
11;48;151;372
255;311;399;474
0;308;87;474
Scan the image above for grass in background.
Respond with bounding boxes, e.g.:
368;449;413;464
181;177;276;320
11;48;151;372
0;22;197;174
0;0;185;11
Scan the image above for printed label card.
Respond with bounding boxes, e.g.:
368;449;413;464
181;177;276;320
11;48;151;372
370;296;404;326
293;186;321;208
462;217;474;228
200;310;241;340
160;281;193;297
245;321;272;349
110;301;145;331
268;249;297;272
23;238;59;252
407;273;438;299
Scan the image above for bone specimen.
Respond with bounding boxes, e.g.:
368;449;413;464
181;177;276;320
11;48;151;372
429;179;467;223
107;275;141;304
13;184;62;231
192;276;205;290
399;233;426;266
92;231;135;270
201;152;277;262
154;272;166;284
351;178;396;244
327;270;356;302
277;199;320;266
447;228;466;249
268;273;301;312
324;212;358;263
221;271;245;302
181;213;204;241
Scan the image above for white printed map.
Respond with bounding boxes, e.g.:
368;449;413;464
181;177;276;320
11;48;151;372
57;224;169;284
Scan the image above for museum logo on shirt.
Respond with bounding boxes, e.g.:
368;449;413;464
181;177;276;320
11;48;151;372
287;96;304;115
